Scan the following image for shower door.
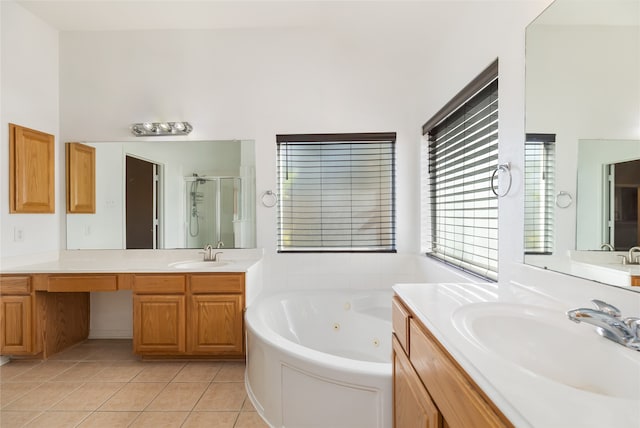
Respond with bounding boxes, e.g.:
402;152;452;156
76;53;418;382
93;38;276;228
185;177;240;249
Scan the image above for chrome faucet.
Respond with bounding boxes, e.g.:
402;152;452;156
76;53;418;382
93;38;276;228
202;245;223;262
600;243;614;251
567;299;640;351
628;246;640;264
216;241;224;249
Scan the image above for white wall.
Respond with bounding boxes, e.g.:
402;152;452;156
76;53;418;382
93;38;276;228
0;1;60;260
59;1;550;284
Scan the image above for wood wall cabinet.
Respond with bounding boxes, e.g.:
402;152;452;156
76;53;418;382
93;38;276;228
392;296;512;428
66;142;96;213
0;276;40;355
132;273;245;357
9;124;55;213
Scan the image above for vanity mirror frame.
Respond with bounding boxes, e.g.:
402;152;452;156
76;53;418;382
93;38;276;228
523;0;640;290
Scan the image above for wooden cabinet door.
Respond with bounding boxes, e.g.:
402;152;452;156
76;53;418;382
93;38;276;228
393;337;441;428
188;294;243;355
9;123;55;213
0;295;33;354
133;295;185;354
66;142;96;213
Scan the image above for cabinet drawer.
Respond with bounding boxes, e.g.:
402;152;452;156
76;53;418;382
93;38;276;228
189;274;244;294
392;296;410;353
409;319;510;428
0;276;31;295
134;275;186;294
47;275;118;292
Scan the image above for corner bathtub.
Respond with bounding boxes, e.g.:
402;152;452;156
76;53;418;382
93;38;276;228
245;289;393;428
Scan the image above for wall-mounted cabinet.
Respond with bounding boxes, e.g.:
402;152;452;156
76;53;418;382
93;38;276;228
9;124;55;213
66;142;96;213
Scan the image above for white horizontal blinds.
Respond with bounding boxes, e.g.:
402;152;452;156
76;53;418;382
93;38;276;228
524;134;556;254
277;133;396;252
426;78;499;281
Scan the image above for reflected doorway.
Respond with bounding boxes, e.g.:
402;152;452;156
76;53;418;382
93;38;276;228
607;159;640;250
126;156;162;249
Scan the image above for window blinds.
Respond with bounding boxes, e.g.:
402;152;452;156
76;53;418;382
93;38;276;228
423;70;499;281
524;134;556;254
277;133;396;252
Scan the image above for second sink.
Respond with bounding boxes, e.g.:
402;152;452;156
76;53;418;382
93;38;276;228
452;302;640;400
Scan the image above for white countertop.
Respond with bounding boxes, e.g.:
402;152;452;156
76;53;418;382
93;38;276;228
0;249;263;274
393;281;640;428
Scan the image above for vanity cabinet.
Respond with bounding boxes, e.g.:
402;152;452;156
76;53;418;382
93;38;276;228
392;296;512;428
188;274;244;356
132;273;245;357
133;275;187;354
0;276;39;355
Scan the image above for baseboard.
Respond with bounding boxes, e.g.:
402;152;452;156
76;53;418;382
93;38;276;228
88;329;133;339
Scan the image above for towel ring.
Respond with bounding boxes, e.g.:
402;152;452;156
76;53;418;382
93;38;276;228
261;190;278;208
490;163;512;198
555;191;573;208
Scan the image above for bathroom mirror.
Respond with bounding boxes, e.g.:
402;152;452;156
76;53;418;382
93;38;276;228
66;140;256;250
524;0;640;287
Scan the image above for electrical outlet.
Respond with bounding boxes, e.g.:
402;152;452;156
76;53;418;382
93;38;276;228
13;228;24;242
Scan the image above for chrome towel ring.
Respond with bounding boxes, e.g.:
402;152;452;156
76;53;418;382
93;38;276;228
555;191;573;208
261;190;278;208
490;163;512;198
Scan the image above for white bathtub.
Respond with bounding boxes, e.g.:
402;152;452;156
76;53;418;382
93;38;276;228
245;289;393;428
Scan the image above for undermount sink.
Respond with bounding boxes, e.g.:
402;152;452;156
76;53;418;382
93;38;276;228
452;302;640;400
168;260;231;269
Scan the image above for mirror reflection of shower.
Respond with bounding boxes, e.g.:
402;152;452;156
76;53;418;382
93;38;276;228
185;174;241;249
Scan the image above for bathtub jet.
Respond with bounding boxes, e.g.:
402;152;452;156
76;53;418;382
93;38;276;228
245;289;393;428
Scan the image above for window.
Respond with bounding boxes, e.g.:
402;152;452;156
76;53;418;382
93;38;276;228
524;134;556;254
276;133;396;252
421;60;499;281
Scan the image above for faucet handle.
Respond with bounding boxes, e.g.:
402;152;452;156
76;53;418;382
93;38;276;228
624;317;640;338
591;299;622;318
617;255;629;265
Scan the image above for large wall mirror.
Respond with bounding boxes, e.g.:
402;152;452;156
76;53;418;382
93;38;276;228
66;140;256;250
524;0;640;288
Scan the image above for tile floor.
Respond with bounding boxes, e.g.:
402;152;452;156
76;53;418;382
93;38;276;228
0;340;268;427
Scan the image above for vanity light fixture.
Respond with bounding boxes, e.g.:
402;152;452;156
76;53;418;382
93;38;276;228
131;121;193;137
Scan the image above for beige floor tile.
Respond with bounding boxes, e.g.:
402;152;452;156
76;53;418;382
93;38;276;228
49;362;107;382
130;363;184;382
51;382;125;411
181;411;238;428
129;411;189;427
76;411;139;427
85;347;137;361
89;362;145;382
0;361;42;382
3;382;83;411
9;362;77;383
214;362;245;382
47;345;95;362
0;382;42;408
242;397;257;411
23;410;90;428
193;382;246;411
234;412;269;428
173;362;222;382
146;382;208;411
98;382;166;411
0;410;42;427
